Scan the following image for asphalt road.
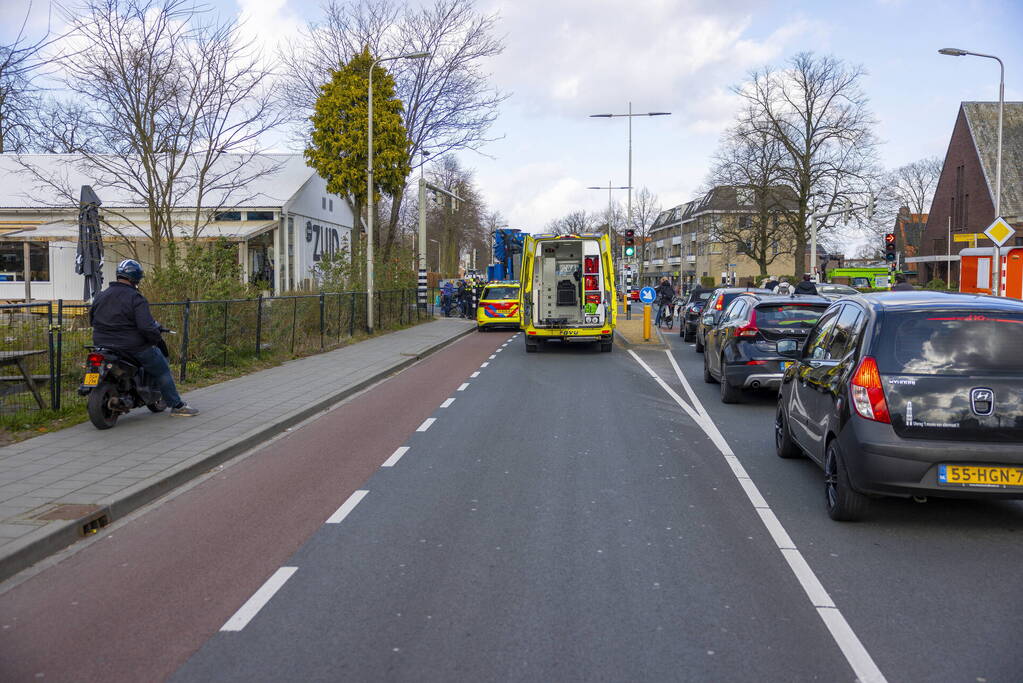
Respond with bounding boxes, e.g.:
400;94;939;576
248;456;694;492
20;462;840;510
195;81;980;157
3;328;1023;682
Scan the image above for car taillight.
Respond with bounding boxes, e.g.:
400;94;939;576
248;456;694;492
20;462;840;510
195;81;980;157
736;310;758;337
850;356;890;423
87;352;104;368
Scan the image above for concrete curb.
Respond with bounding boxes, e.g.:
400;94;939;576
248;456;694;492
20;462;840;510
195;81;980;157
0;324;476;584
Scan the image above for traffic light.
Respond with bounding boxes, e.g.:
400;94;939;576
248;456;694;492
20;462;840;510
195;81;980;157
623;229;636;258
884;233;897;262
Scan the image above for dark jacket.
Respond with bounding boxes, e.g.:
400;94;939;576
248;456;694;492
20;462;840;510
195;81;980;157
90;281;163;352
656;282;675;304
892;282;914;291
764;280;780;291
794;280;819;295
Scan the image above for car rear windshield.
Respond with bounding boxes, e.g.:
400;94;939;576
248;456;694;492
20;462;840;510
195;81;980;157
876;311;1023;375
755;303;827;328
483;286;519;300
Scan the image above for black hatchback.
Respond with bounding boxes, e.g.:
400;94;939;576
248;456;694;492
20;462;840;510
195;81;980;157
775;292;1023;521
702;293;831;403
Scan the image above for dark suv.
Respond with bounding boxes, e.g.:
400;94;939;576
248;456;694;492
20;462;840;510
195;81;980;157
694;287;772;352
702;293;831;403
775;292;1023;521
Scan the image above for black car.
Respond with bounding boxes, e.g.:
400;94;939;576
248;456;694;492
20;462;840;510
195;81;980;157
775;292;1023;521
694;287;773;352
679;290;712;341
702;293;831;403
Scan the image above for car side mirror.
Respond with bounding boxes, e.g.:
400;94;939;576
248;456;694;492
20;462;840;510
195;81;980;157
702;313;715;326
777;338;801;359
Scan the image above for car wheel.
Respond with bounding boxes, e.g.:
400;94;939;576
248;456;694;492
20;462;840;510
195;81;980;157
683;325;694;342
703;353;716;384
695;332;704;353
719;365;742;404
774;405;801;459
524;336;538;353
824;441;870;522
600;340;613;352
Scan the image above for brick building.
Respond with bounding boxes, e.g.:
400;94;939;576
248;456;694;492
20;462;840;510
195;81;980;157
911;101;1023;285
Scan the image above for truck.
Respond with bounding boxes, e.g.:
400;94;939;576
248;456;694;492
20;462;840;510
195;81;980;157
827;267;895;289
519;232;616;353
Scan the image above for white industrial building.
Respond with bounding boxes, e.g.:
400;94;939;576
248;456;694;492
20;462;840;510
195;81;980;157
0;153;357;301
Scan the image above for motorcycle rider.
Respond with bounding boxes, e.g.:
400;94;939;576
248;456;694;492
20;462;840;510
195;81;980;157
89;259;199;417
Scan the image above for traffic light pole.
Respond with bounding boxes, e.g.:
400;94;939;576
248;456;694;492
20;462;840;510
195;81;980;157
808;198;875;279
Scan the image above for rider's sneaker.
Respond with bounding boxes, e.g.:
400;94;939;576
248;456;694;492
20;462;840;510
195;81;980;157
170;404;200;417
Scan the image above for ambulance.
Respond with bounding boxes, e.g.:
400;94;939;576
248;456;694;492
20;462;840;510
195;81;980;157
518;233;617;352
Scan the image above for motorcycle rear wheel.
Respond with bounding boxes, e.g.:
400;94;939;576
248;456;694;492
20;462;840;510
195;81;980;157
87;382;120;429
147;398;167;413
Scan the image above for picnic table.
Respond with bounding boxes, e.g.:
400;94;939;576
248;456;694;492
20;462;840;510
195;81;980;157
0;350;48;409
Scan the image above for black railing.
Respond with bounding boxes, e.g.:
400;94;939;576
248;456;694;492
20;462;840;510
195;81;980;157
0;288;437;416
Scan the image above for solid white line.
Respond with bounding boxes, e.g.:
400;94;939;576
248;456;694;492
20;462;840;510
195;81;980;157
457;382;470;391
326;490;369;523
220;567;297;631
629;352;887;683
382;447;409;467
440;398;455;408
417;417;437;431
470;371;480;378
817;608;887;683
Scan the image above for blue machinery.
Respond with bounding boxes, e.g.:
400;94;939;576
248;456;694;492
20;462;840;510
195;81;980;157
487;229;525;282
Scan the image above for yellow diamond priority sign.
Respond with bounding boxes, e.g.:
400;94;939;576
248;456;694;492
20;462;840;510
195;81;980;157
984;217;1014;247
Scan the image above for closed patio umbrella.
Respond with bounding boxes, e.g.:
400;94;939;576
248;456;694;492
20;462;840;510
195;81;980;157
76;185;104;300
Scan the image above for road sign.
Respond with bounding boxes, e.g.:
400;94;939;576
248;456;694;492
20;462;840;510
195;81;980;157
639;286;656;304
953;233;983;246
984;217;1014;247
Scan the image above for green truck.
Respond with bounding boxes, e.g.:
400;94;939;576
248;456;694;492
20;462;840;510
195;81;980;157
827;267;894;289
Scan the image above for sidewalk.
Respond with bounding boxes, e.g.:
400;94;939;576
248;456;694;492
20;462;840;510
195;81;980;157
0;318;475;583
613;303;667;348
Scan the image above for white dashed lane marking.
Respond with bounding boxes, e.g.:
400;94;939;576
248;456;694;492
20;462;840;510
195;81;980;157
382;447;409;467
440;398;455;408
457;383;470;391
470;371;480;378
417;417;437;431
326;490;369;524
221;567;298;632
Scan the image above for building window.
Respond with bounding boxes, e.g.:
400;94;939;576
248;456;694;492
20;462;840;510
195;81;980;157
246;211;274;221
963;195;968;230
1015;236;1023;247
322;197;326;209
0;242;49;282
215;211;242;221
329;199;334;212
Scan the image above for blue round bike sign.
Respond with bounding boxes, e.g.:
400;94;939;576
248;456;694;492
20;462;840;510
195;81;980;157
639;286;656;304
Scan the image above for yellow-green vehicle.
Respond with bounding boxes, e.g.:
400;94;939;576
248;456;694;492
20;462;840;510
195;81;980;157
519;233;617;352
476;281;521;331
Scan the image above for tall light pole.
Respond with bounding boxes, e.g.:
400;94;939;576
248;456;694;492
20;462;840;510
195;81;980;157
586;181;631;235
367;50;429;332
589;104;671;239
939;47;1004;295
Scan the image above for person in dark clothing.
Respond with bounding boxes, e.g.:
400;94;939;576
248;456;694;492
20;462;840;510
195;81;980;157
89;259;199;417
763;279;780;291
654;278;675;326
892;273;914;291
794;274;819;295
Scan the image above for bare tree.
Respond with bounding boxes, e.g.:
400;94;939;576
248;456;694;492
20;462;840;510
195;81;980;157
425;154;484;275
543;210;598;236
890;156;942;216
17;0;286;265
630;187;660;277
33;98;102;153
707;121;796;277
735;52;880;277
0;1;60;153
282;0;507;259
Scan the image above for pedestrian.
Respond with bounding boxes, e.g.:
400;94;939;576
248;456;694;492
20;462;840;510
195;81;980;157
891;273;914;291
441;280;454;316
794;274;819;295
773;277;794;295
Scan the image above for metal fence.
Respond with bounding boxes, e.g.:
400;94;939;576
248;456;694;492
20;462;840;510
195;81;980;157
0;289;436;415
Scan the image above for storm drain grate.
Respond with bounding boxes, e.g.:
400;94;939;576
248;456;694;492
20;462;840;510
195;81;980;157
32;504;102;521
81;516;109;536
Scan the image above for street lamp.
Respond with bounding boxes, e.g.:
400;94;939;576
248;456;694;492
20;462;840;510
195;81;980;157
367;50;430;332
589;104;671;237
939;47;1004;295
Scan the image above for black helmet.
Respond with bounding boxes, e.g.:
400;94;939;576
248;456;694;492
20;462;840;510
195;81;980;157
116;258;144;284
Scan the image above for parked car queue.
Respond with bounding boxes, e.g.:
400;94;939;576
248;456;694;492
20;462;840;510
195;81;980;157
687;287;1023;522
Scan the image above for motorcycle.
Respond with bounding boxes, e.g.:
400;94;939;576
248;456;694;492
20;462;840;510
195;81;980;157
79;332;173;429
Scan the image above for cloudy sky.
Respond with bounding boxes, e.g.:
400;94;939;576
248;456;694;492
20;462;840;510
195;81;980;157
5;0;1022;232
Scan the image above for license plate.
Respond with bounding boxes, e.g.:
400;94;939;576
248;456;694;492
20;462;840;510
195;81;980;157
83;373;99;386
938;464;1023;488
